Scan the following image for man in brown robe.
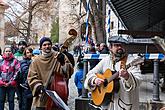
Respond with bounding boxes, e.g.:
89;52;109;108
27;37;74;110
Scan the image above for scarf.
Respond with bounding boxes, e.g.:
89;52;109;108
2;53;14;61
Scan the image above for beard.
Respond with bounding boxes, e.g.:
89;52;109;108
114;49;126;62
19;47;25;53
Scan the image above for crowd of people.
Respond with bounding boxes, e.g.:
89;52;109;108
0;37;77;110
0;35;163;110
0;37;75;110
0;40;39;110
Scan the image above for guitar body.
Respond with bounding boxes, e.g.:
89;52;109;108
91;57;144;106
46;74;68;110
91;69;114;105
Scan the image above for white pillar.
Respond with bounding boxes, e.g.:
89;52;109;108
59;0;80;44
0;1;8;51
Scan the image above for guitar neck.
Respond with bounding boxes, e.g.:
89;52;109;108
107;63;131;83
108;72;119;83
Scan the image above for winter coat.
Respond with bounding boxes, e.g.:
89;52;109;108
74;69;83;89
20;58;32;83
20;58;33;98
27;51;74;108
0;54;20;87
84;54;142;110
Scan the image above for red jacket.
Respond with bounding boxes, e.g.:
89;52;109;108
0;53;20;87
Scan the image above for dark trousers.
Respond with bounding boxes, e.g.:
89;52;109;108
16;86;23;110
0;86;16;110
78;89;82;97
22;92;33;110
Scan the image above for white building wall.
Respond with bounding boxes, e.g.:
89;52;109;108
31;0;58;43
106;4;126;45
59;0;80;44
0;3;8;50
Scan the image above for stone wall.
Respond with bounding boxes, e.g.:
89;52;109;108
0;3;8;50
59;0;80;46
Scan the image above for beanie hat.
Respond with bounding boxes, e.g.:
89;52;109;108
18;41;27;47
40;37;52;48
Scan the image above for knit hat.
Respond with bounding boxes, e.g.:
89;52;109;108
18;41;27;47
40;37;52;48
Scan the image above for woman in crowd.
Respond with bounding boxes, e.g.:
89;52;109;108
20;47;33;110
0;47;20;110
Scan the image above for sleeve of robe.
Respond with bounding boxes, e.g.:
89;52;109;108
27;60;43;96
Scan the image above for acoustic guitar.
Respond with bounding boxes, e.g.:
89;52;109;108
91;57;144;105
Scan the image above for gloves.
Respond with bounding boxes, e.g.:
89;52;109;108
35;85;45;96
57;53;65;65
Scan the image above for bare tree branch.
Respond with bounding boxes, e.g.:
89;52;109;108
5;0;53;43
4;14;26;37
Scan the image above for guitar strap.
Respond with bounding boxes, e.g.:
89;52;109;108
113;55;128;93
120;55;128;70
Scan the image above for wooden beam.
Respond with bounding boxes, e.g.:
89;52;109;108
118;30;165;37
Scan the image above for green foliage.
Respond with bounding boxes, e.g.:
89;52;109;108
50;18;59;43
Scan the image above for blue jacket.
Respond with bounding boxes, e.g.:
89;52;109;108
74;69;83;89
20;58;33;98
20;58;32;83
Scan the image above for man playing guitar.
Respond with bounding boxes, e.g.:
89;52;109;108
84;36;142;110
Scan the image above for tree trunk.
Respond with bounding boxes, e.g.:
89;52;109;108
82;0;106;44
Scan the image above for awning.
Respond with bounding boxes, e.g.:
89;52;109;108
109;0;165;38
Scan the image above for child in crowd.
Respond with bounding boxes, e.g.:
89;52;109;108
74;61;84;97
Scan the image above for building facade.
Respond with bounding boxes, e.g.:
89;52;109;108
0;0;8;50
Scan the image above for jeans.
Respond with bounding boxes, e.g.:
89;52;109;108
22;89;33;110
16;85;23;110
0;86;16;110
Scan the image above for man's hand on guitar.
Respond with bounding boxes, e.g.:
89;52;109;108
119;68;129;80
94;78;104;86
